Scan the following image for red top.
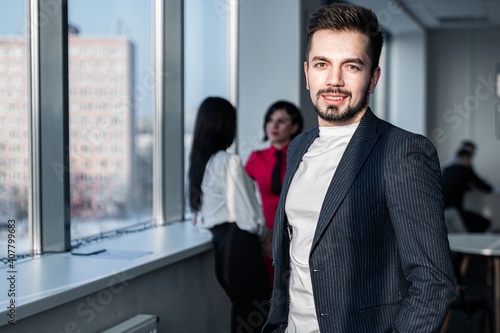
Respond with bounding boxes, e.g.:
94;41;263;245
245;144;288;230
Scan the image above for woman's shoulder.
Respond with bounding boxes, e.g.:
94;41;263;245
246;147;272;167
210;150;241;167
249;146;272;158
204;151;240;180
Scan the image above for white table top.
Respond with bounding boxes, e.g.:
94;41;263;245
448;233;500;256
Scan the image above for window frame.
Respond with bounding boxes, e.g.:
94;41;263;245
28;0;183;254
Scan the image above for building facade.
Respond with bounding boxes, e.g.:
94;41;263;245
0;36;134;225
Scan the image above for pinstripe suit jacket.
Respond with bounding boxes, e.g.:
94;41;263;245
262;109;456;333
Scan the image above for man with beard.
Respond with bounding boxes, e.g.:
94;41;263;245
262;4;456;333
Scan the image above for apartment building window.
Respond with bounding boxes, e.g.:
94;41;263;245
68;0;154;240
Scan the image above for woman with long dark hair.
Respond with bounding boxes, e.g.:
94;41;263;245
188;97;271;333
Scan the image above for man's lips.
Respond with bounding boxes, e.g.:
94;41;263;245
322;94;347;102
318;89;351;104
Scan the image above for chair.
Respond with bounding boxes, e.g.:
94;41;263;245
441;208;491;332
444;207;467;234
440;254;492;333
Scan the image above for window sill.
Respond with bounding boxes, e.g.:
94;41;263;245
0;221;212;327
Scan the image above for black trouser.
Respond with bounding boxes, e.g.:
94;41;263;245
211;223;271;333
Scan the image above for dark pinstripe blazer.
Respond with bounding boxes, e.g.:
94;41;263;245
263;109;456;333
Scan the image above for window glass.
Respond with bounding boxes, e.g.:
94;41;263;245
184;0;232;217
0;1;30;258
68;0;154;240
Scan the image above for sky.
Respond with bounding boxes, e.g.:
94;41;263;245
0;0;25;36
0;0;151;42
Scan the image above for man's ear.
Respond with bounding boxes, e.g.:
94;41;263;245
304;61;310;90
368;66;381;94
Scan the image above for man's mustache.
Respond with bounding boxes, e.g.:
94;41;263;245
317;88;352;97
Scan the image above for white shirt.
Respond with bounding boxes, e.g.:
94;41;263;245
286;123;358;333
198;150;267;238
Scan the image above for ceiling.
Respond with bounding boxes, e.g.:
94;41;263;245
350;0;500;33
401;0;500;30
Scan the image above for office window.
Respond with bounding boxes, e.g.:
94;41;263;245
0;1;30;258
183;0;233;217
68;0;154;240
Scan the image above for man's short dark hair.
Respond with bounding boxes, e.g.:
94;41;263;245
457;149;473;159
305;3;384;74
461;140;476;151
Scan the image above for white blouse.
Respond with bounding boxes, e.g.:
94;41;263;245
198;150;267;239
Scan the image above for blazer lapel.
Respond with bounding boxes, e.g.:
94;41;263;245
274;128;319;246
281;128;319;202
311;109;380;253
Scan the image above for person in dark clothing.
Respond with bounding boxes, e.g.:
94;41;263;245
442;148;493;232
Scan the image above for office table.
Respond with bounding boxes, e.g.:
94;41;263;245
448;234;500;333
465;190;500;231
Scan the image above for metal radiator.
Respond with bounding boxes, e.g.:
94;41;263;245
100;314;158;333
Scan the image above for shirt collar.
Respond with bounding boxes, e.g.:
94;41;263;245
270;143;290;154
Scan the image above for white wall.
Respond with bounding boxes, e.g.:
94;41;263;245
348;1;426;135
388;31;427;134
427;29;500;185
238;0;301;162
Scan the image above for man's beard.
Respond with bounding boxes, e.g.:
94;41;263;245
314;88;369;123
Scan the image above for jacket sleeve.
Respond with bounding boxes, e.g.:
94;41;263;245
468;167;493;192
386;134;456;332
226;154;268;239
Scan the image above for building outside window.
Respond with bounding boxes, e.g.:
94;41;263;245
0;2;30;258
68;0;154;240
0;0;183;260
